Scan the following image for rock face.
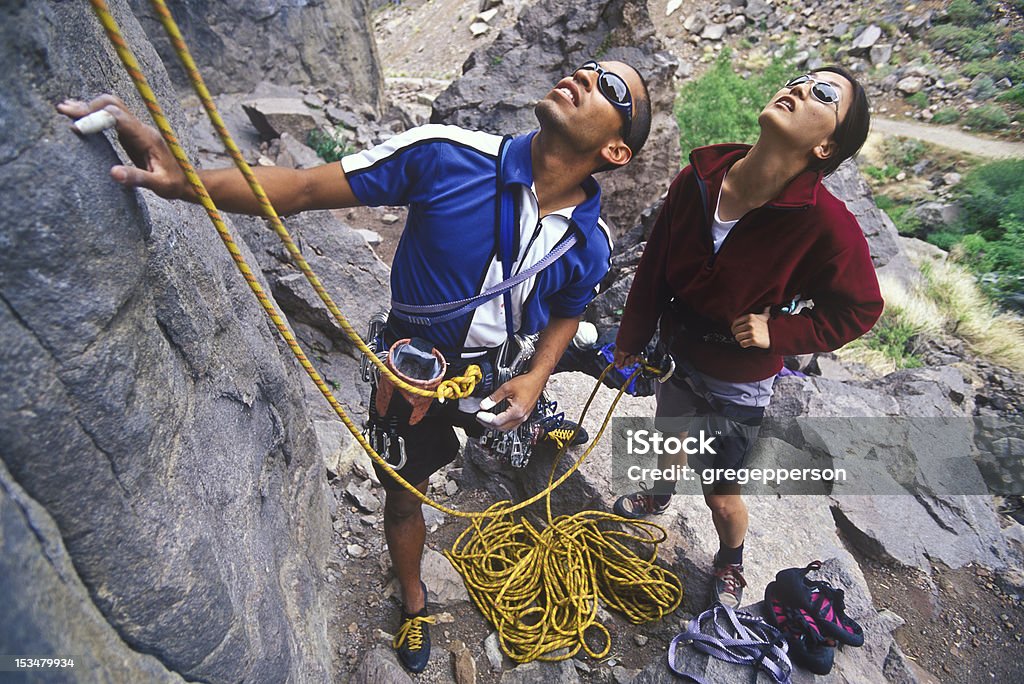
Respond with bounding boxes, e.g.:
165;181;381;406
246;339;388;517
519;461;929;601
430;0;682;235
0;1;339;679
823;160;918;286
127;0;384;111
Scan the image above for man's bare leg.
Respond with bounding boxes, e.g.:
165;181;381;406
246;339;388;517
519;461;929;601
383;479;429;613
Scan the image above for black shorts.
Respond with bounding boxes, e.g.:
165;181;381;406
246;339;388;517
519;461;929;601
369;386;485;491
654;373;764;477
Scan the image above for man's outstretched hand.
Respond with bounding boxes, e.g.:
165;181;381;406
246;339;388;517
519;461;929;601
57;95;191;201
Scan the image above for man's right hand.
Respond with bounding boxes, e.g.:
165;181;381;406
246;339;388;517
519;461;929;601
57;95;192;201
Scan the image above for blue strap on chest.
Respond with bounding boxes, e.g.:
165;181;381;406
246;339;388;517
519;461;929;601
389;136;576;331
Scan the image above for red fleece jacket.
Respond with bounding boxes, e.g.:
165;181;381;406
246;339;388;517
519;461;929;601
616;144;884;383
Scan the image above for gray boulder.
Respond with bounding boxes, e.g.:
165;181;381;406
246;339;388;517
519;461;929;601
229;209;391;422
1;1;339;679
350;646;414;684
242;97;329;143
851;24;883;51
430;0;681;236
0;462;183;683
909;201;961;232
824;160;919;286
127;0;384;112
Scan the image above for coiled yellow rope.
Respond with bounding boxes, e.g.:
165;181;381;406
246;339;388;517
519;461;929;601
446;365;682;662
89;0;683;661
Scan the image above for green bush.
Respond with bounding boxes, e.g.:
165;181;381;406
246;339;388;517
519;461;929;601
864;309;924;369
964;104;1011;131
945;0;995;24
996;85;1024;106
931;107;961;124
955;159;1024;241
927;230;963;251
929;25;997;60
864;164;900;182
874;195;897;211
955;221;1024;300
675;49;794;155
307;127;353;163
905;91;929;109
931;160;1024;304
963;57;1024;85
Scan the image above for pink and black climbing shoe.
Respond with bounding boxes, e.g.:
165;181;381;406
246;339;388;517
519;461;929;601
774;560;865;647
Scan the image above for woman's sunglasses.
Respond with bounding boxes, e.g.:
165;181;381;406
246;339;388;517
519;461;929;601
575;60;633;141
785;74;841;133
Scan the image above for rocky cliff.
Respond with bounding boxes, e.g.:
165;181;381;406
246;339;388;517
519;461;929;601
0;0;377;680
127;0;384;112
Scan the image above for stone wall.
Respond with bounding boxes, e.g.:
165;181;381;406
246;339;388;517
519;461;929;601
128;0;384;112
0;1;337;679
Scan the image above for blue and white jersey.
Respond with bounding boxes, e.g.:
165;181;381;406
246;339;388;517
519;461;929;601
341;125;613;357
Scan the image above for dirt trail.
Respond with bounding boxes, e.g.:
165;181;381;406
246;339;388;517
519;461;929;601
872;117;1024;159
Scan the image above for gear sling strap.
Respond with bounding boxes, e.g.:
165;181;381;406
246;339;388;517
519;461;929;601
388;136;578;332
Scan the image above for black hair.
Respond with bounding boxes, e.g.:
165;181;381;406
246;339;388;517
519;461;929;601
624;67;652;157
811;65;870;176
596;65;651;173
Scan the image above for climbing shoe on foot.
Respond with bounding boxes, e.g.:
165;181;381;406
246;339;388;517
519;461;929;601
613;493;671;519
394;582;436;673
711;560;747;609
542;419;589;449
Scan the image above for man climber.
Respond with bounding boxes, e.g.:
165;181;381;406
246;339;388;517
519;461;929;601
59;58;651;672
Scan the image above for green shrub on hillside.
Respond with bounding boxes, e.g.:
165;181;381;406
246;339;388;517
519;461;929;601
906;91;929;109
865;310;925;369
946;0;996;24
674;49;794;156
929;24;997;60
997;86;1024;106
964;104;1011;131
963;57;1024;86
931;107;961;124
928;160;1024;303
308;127;353;163
955;160;1024;238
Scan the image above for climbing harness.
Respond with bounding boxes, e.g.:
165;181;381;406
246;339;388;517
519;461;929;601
389;235;578;327
478;333;544;467
86;0;682;663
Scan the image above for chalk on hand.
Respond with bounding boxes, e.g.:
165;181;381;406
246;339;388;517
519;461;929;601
73;110;117;135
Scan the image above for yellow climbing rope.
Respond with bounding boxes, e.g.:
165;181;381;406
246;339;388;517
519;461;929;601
446;364;682;662
88;0;683;663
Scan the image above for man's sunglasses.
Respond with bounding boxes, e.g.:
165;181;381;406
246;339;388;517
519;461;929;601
785;74;841;132
575;60;633;141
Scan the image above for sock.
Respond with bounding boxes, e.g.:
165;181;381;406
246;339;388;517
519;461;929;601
715;542;744;567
